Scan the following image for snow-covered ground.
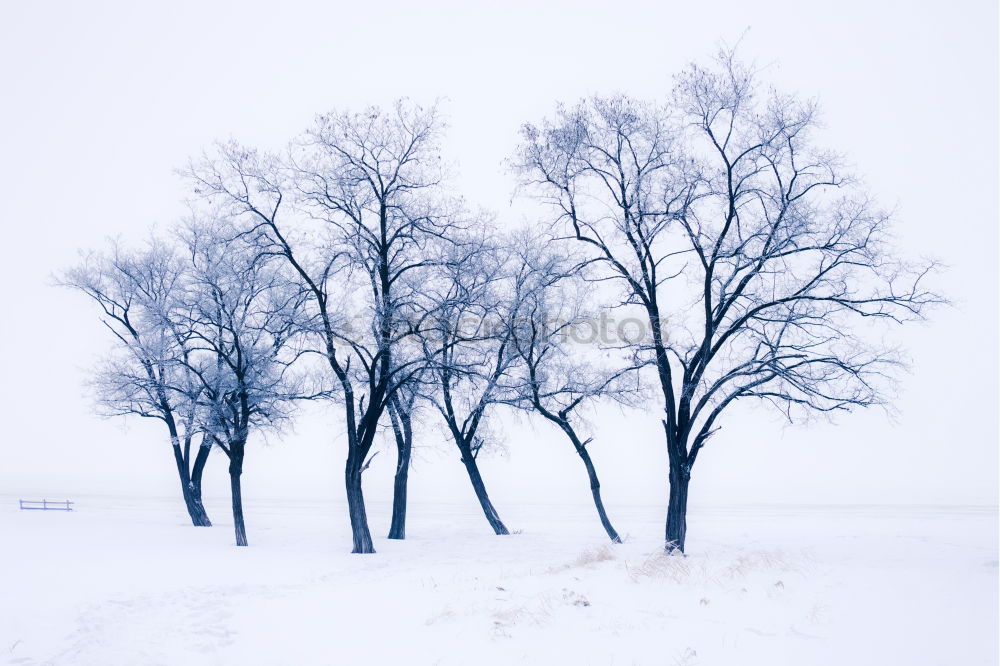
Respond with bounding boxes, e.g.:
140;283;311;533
1;495;996;665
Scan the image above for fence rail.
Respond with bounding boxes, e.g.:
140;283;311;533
19;499;74;511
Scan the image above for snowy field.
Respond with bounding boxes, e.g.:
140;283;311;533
1;496;996;666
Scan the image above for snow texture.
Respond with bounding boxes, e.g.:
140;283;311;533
1;496;996;665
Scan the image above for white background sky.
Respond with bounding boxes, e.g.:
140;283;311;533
0;0;996;515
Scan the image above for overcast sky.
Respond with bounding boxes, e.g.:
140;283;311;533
0;0;996;513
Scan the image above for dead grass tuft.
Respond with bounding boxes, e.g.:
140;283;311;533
491;597;554;636
548;545;617;574
627;551;706;583
571;545;616;567
627;547;800;586
722;550;796;580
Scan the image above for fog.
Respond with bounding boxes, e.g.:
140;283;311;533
0;0;995;512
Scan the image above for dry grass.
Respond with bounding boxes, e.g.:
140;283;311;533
424;608;456;626
549;545;617;573
626;547;801;587
490;596;555;636
627;551;708;583
722;550;796;580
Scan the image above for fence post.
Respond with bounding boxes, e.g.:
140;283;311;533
42;499;47;510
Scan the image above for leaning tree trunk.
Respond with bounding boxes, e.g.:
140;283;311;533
457;439;509;536
171;441;210;527
229;450;248;547
665;462;690;553
345;450;375;553
573;441;621;544
545;415;621;543
188;442;212;527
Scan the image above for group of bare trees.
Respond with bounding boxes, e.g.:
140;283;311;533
64;52;936;554
63;225;312;546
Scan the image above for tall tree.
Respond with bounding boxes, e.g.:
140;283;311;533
187;101;454;553
62;240;213;527
515;51;938;552
506;239;639;543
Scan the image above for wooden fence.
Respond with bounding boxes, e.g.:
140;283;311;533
19;499;74;511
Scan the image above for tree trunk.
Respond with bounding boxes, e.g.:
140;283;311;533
387;401;412;540
388;439;410;540
171;442;207;527
665;462;690;553
574;444;621;544
229;453;247;547
345;454;375;554
188;443;212;527
458;441;509;536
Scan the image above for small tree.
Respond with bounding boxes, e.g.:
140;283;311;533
62;240;213;527
178;220;308;547
516;50;938;552
507;239;640;543
421;233;517;536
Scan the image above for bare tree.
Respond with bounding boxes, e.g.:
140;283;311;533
515;50;939;553
187;101;454;553
62;240;213;527
177;220;309;547
420;232;519;536
506;239;640;543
